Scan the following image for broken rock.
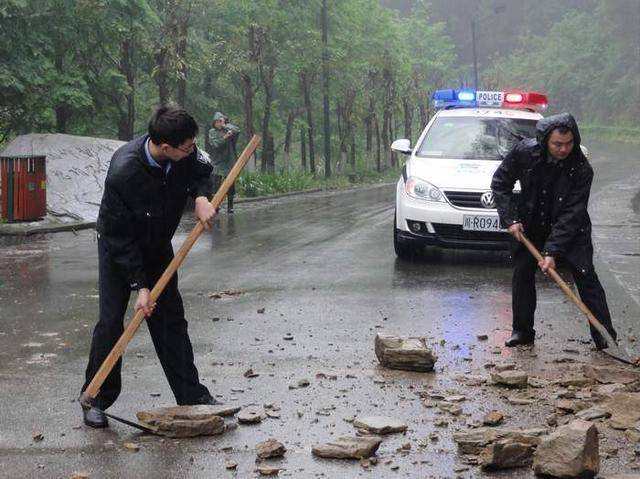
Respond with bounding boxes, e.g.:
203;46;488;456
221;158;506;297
256;439;286;459
136;405;235;438
582;365;640;385
453;427;546;455
374;334;437;372
312;436;383;459
603;393;640;430
490;370;528;388
238;407;265;424
482;411;504;426
353;415;407;434
533;419;599;478
480;438;536;470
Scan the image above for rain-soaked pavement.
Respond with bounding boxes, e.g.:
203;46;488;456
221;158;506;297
0;142;639;478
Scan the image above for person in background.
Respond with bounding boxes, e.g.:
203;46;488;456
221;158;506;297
207;111;241;213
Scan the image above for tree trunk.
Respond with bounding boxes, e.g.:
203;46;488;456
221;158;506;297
260;64;275;173
155;48;170;105
175;2;192;107
300;127;307;172
117;37;135;140
382;109;390;169
419;103;427;130
374;114;381;172
350;128;356;170
241;72;256;169
54;52;69;133
300;72;315;174
321;0;331;178
402;96;413;141
283;110;296;172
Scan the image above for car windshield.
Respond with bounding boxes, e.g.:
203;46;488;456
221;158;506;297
415;116;538;160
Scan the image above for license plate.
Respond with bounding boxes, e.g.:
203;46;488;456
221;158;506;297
462;215;502;232
476;91;504;107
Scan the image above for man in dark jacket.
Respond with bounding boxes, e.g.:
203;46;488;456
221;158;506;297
81;106;218;428
491;113;617;349
207;111;241;213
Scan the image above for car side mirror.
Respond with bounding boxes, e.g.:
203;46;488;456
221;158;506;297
391;139;412;155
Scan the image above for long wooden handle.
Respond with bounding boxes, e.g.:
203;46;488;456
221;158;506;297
81;135;261;403
520;234;606;333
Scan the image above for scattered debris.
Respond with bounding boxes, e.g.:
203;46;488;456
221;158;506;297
238;407;265;424
32;432;44;442
136;405;237;437
490;370;528;388
255;465;281;476
208;288;243;299
312;436;383;459
244;368;259;378
374;334;437;372
353;415;407;434
482;411;504;426
533;419;599;477
256;438;286;459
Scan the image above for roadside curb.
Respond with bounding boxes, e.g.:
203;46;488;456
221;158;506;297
0;181;395;237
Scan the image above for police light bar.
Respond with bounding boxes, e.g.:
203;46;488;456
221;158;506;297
432;89;548;112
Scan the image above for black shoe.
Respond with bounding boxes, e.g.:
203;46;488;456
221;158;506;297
82;406;109;428
505;331;535;347
227;208;234;214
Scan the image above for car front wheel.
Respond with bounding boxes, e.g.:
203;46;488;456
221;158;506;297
393;211;419;259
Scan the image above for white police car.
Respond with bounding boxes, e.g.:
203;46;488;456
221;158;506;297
392;89;548;258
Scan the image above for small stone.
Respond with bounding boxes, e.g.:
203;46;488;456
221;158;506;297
297;378;310;388
257;308;265;314
123;442;140;452
508;396;535;405
225;461;238;470
70;473;90;479
494;363;516;372
238;407;265;424
482;411;504;426
312;436;383;459
256;465;281;476
374;334;437;372
481;439;536;470
32;432;44;442
476;334;488;341
244;368;259;378
576;407;611;421
491;370;528;388
256;438;286;459
353;416;407;434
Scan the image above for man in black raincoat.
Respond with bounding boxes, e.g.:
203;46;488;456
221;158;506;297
491;113;618;348
81;106;219;428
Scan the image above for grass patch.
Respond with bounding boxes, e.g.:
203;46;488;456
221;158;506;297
236;169;398;198
581;124;640;145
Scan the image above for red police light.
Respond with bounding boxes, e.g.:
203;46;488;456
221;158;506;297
503;91;548;111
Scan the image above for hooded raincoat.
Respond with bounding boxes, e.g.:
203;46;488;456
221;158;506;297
207;112;241;176
491;113;594;273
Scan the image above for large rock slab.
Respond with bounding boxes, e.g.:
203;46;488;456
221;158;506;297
582;365;640;385
533;419;599;478
603;393;640;430
312;436;382;459
453;427;546;455
374;334;437;372
480;438;536;470
490;370;528;388
256;439;286;459
353;416;407;435
136;405;236;437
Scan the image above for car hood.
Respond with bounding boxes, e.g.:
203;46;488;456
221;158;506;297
407;158;502;191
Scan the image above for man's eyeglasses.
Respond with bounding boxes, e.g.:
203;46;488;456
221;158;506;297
174;138;197;154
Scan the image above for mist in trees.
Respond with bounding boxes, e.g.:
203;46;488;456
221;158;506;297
1;0;637;174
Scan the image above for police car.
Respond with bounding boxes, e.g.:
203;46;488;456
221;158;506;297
392;89;548;258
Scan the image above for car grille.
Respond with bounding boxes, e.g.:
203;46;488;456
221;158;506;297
443;190;488;209
432;223;510;242
443;190;519;209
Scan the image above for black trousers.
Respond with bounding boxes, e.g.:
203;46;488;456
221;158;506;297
512;244;617;346
81;239;210;409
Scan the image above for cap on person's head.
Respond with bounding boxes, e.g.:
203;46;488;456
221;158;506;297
213;111;225;121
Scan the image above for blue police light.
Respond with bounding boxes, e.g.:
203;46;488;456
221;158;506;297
432;89;477;108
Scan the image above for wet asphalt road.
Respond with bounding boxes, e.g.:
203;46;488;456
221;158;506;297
0;142;638;478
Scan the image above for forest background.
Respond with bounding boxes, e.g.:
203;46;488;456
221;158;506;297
1;0;638;194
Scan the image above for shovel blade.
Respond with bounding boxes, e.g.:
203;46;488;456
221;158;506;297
593;321;636;366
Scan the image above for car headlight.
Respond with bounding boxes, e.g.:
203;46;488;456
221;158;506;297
405;177;444;202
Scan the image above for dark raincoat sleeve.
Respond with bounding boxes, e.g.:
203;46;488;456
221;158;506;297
208;129;227;150
543;164;593;258
491;145;522;228
190;148;215;199
100;176;148;290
